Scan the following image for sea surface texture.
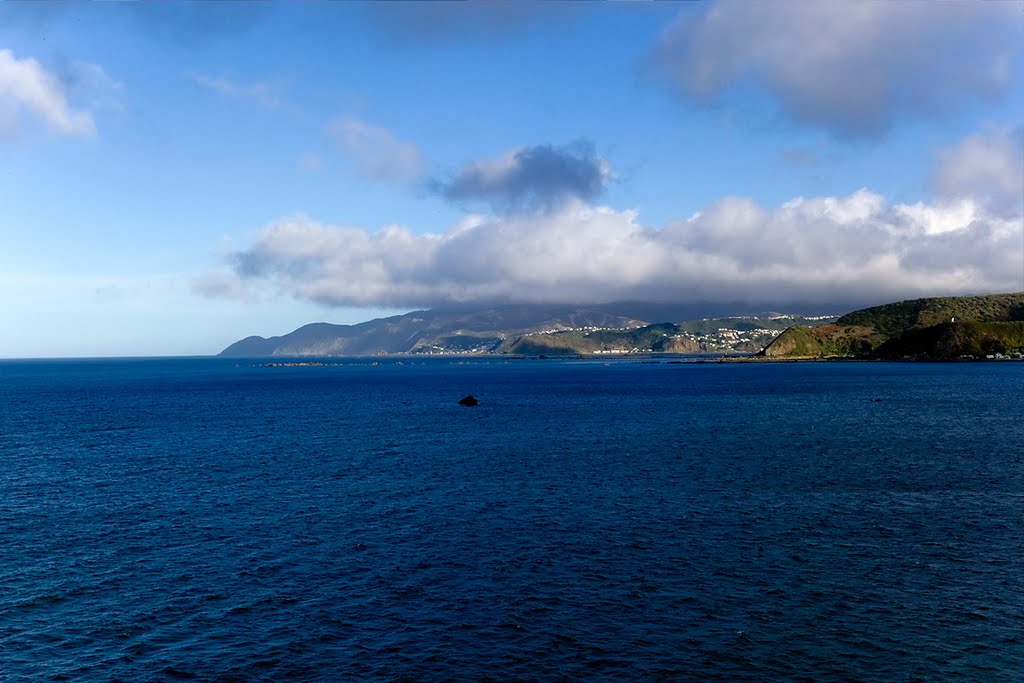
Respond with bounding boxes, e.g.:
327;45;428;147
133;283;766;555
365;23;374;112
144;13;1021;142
1;358;1022;681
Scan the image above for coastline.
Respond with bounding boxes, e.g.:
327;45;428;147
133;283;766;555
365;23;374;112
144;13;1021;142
246;352;1024;367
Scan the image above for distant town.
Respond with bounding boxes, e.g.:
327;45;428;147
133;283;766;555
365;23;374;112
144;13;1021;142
416;314;839;356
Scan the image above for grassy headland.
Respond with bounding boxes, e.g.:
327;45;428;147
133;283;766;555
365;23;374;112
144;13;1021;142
762;293;1024;360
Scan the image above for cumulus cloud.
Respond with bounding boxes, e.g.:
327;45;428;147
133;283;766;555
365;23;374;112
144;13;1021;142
205;188;1022;310
433;141;612;213
327;117;423;182
203;127;1023;311
932;127;1023;215
0;48;98;139
652;2;1020;137
187;71;284;109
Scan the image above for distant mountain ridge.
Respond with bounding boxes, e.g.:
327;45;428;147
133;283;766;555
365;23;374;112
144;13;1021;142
219;302;836;357
221;304;649;357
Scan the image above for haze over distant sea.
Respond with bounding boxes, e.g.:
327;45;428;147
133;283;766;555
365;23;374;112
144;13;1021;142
2;357;1021;681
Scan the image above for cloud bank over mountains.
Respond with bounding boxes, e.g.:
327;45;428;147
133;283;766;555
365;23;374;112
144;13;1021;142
199;128;1023;310
11;3;1014;318
182;1;1023;314
653;2;1019;137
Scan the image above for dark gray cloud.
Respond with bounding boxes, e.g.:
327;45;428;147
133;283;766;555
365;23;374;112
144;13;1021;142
651;2;1020;138
433;142;611;214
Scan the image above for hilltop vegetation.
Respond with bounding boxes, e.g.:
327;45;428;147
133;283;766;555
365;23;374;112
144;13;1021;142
764;293;1024;359
761;324;882;358
835;293;1024;337
875;321;1024;359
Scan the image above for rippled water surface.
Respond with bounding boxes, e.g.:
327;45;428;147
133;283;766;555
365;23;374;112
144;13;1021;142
1;357;1022;681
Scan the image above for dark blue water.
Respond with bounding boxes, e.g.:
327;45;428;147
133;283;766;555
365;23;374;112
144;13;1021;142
1;358;1021;681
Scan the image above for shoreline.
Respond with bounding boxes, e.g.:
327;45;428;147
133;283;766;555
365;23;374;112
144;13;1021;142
247;352;1024;366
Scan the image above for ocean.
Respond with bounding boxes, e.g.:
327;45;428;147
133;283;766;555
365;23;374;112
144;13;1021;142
1;357;1021;681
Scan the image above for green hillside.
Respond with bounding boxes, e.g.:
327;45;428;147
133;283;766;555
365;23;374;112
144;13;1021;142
763;293;1024;359
875;321;1024;359
835;293;1024;337
504;323;701;355
761;324;882;357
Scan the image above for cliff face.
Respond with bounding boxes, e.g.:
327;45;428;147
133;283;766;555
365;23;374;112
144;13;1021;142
763;293;1024;359
655;337;702;354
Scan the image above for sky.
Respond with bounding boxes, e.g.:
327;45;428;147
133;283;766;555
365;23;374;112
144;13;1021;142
1;1;1022;358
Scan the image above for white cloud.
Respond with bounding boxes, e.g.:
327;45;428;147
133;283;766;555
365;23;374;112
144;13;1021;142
893;200;982;238
186;71;283;109
204;127;1023;311
208;189;1021;310
326;117;422;182
932;127;1023;215
652;2;1020;137
0;49;97;139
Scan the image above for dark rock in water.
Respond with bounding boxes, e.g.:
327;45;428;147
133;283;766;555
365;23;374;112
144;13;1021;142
458;395;479;407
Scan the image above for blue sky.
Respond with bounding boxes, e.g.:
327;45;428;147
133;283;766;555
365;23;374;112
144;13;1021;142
1;2;1022;358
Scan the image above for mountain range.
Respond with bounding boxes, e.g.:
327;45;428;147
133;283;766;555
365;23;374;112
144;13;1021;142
219;302;835;357
220;293;1024;359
